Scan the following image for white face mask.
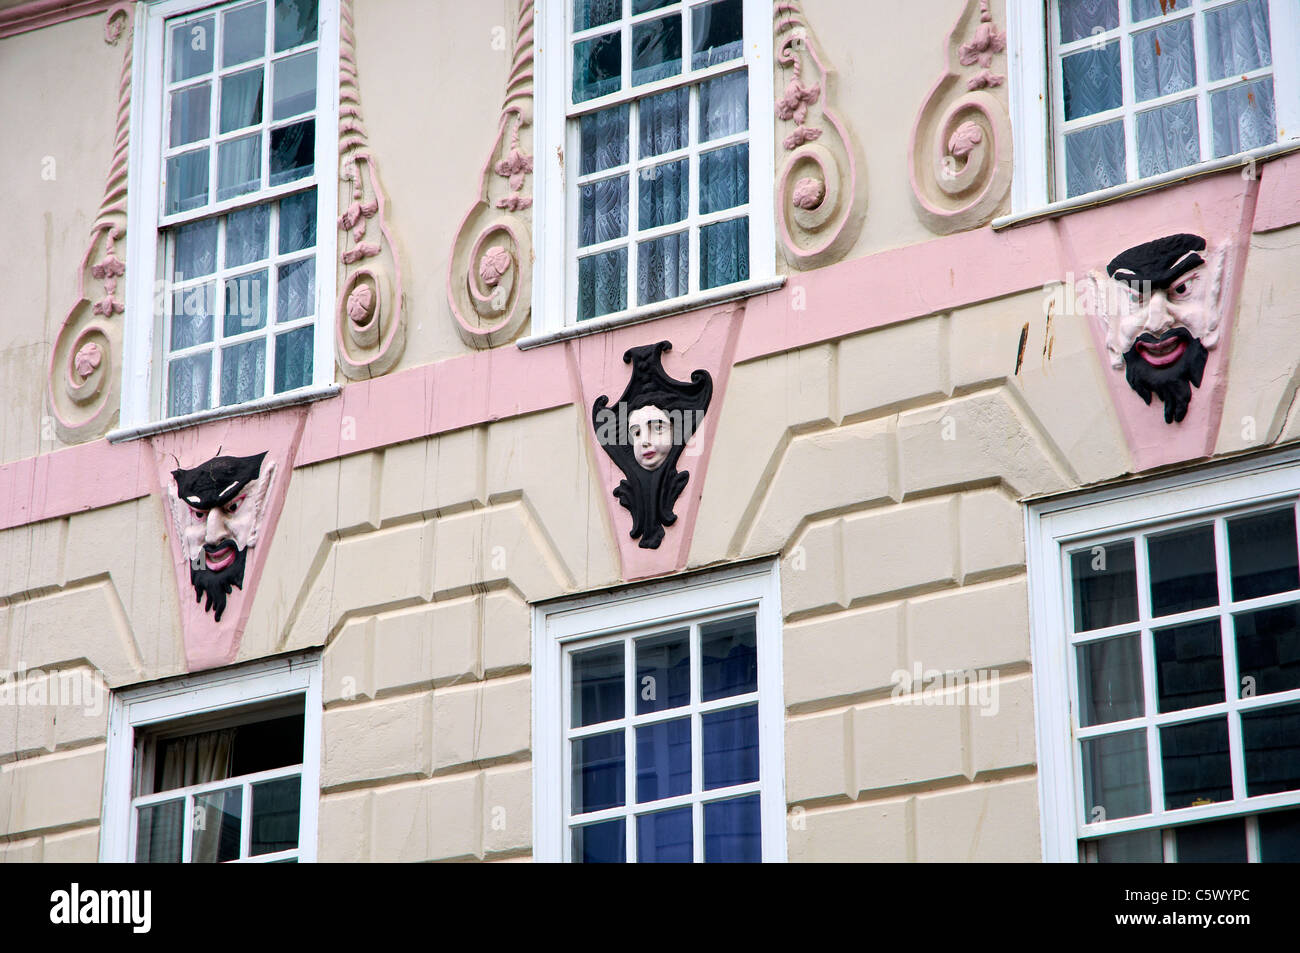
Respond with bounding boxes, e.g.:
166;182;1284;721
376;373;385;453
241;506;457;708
628;405;674;472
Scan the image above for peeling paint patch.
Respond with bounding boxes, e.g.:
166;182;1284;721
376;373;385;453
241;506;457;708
1014;322;1029;376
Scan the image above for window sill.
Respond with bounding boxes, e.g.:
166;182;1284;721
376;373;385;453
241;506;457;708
516;276;788;351
107;383;341;444
993;139;1300;231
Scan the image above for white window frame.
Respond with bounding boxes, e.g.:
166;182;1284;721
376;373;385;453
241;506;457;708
100;652;323;863
1028;448;1300;862
533;559;786;862
533;0;776;338
121;0;340;431
1006;0;1300;215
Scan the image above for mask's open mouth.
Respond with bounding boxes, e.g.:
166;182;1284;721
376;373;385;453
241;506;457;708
204;541;237;572
1134;328;1190;367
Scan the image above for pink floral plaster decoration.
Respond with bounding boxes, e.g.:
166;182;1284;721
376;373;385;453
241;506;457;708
46;2;135;442
771;1;866;269
335;0;405;379
908;0;1013;234
447;0;536;349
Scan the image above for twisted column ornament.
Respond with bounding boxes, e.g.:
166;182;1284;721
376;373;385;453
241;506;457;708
908;0;1013;234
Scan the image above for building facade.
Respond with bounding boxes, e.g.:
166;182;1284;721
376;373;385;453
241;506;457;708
1;0;1298;863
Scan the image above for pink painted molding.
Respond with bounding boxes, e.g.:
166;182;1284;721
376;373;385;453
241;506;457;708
0;0;121;38
45;2;134;443
446;0;536;349
1253;152;1300;233
335;0;405;379
909;0;1013;235
772;0;866;269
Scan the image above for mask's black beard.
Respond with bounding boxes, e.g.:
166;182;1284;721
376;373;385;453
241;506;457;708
188;544;248;622
1122;328;1208;424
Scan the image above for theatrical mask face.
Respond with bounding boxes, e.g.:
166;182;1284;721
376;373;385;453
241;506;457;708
628;405;674;471
179;481;265;571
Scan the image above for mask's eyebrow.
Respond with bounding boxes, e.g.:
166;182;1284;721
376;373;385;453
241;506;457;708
220;480;239;496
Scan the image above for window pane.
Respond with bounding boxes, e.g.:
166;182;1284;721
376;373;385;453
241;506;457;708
639;158;688;228
277;258;315;322
1059;0;1118;44
225;269;268;335
220;67;264;133
701;615;757;701
1235;604;1300;697
1148;524;1218;617
702;704;758;789
136;799;184;863
699;216;748;290
631;14;682;86
704;793;760;862
274;0;318;52
1161;717;1232;810
1132;20;1195;102
1081;729;1149;821
1205;0;1272;82
1211;78;1276;158
217;133;262;201
191;786;242;863
572;819;625;862
1259;808;1300;862
579;175;629;247
580;104;629;175
1077;634;1144;727
1242;702;1300;797
1154;620;1225;713
572;644;624;727
278;189;318;254
168;353;212;416
273;51;316;120
171;284;215;350
637;232;688;305
633;0;677;13
699;143;748;214
573;32;621;103
1229;508;1299;601
171;16;215;82
1062;43;1121;121
1064;120;1125;198
251;775;300;855
1091;828;1163;862
1175;817;1247;862
635;630;690;714
223;2;266;67
171;83;212;147
692;0;743;69
1130;0;1171;22
635;717;691;803
166;148;210;215
226;203;270;267
578;247;628;321
699;70;747;141
637;806;692;862
221;339;266;406
1136;100;1201;179
572;731;626;813
174;217;219;282
273;325;313;392
270;119;315;186
575;0;621;31
1071;541;1138;631
640;87;688;156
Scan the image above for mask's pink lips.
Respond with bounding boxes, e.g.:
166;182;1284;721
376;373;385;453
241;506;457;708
205;543;236;572
1137;335;1187;367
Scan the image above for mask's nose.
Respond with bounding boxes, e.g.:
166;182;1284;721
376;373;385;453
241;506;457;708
204;506;227;544
1144;291;1174;335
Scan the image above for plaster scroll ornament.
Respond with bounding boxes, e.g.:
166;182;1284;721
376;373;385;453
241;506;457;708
1088;234;1227;425
772;1;866;269
592;342;713;550
335;0;405;378
909;0;1013;234
46;3;136;442
167;452;277;623
447;0;536;348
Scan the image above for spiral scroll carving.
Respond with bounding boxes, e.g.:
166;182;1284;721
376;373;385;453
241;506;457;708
908;0;1013;234
47;3;135;443
447;0;535;350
